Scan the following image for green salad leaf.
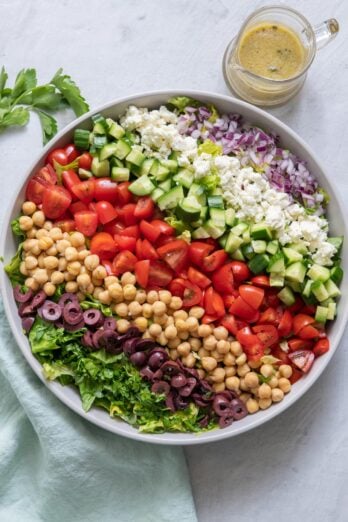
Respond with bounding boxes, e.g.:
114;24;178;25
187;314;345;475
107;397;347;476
29;317;86;354
80;294;113;317
199;173;220;193
167;96;200;113
198;139;223;156
4;242;25;286
35;109;58;144
11;217;25;240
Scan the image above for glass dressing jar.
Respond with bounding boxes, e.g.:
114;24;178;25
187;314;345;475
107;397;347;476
222;5;339;106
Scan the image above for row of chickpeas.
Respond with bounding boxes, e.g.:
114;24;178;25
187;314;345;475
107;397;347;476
19;201;293;415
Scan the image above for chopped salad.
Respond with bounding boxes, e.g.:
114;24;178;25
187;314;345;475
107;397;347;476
4;96;343;433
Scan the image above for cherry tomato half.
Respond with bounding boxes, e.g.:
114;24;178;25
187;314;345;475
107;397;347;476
46;148;68;166
42;185;72;220
239;285;265;310
157;240;189;273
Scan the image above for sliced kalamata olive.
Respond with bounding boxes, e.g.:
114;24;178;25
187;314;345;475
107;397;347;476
213;394;232;417
100;330;123;354
83;309;103;328
104;317;116;331
123;326;141;339
174;395;189;410
134;338;158;352
183;367;199;380
148;350;168;370
92;330;104;349
161;361;180;376
63;319;85;332
230;399;248;421
31;290;47;309
81;330;95;349
63;302;83;325
165;392;176;412
199;415;210;428
219;414;234;428
140;366;155;381
152;368;164;381
58;293;79;308
199;379;213;394
41;301;62;322
55;319;64;329
21;316;35;333
123;337;139;356
171;374;188;389
178;377;197;397
151;381;170;395
13;286;33;303
192;394;211;408
129;351;147;367
18;303;35;317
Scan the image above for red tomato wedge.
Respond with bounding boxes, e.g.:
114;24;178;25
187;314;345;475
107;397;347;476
252;324;279;347
288;338;313;352
78;152;93;170
55;219;76;232
25;176;50;205
278;310;293;338
42;185;72;219
94;178;118;203
293;314;315;335
95;201;118;224
70;201;88;215
202;314;219;324
62;169;80;195
135;259;150;288
141;239;159;260
65;144;79;162
188;242;215;266
237;326;260;347
313;338;330;357
150;220;175;236
114;235;136;253
147;261;173;287
139;220;161;243
169;278;203;307
288;350;315;373
116;182;132;206
251;275;270;288
46;148;68;166
188;267;211;289
37;164;57;184
118;225;139;239
203;287;225;317
212;263;234;294
134;197;154;220
103;219;125;236
90;232;118;260
74;210;98;237
71;179;95;203
220;314;238;335
239;285;265;310
298;324;320;340
112;250;137;276
202;250;228;273
230;261;251;283
157;240;189;273
229;296;260;322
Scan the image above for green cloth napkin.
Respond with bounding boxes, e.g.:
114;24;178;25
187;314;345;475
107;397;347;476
0;300;197;522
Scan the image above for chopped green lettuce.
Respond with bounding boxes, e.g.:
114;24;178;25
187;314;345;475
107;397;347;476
164;215;187;234
198;139;222;156
4;242;25;286
29;317;86;354
79;294;113;316
11;217;26;240
167;96;200;113
199;173;220;193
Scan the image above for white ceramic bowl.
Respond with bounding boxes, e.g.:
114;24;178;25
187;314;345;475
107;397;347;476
1;90;347;445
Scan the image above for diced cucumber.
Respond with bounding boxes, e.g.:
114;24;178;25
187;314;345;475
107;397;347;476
269;274;284;287
327;236;344;253
311;280;329;302
203;220;225;239
192;227;210;239
209;208;226;228
111;166;130;181
266;240;279;255
78;168;92;179
225;208;236;227
231;222;248;236
250;222;272;240
93;135;107;149
157;185;184;210
126;148;145;167
288;281;302;293
302;279;313;298
307;264;331;282
277;286;295;306
140;158;155;176
268;252;285;273
327;302;337;320
173;168;193;189
315;306;328;324
285;261;306;283
219;233;228;248
225;232;243;254
200;206;208;220
231;248;245;261
128;175;155;196
74;129;90;150
110;157;124;168
100;142;118;161
252;240;267;254
241;243;255;260
248;254;270;274
151;188;165;202
176;198;201;223
242;229;251;244
288;243;308;255
114;139;132;160
92;113;108;130
161;159;178;173
283;247;303;264
325;278;341;298
91;157;110;177
207;195;224;209
106;118;125;139
330;265;343;285
211;187;223;196
188;183;207;206
156;180;170;193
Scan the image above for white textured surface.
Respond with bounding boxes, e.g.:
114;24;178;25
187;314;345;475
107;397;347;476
0;1;347;520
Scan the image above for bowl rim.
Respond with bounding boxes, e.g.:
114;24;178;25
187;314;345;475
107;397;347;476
1;89;347;445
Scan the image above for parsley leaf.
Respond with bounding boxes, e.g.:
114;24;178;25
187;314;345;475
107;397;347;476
35;109;58;144
50;68;89;117
0;106;29;128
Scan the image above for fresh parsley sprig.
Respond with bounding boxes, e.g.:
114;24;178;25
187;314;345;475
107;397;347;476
0;67;89;144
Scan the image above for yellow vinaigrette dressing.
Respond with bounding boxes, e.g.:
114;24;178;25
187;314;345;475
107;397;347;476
238;23;306;80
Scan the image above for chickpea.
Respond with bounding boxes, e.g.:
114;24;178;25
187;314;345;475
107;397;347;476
58;258;67;271
43;256;59;270
33;268;49;285
246;398;259;414
43;282;56;296
26;228;38;239
108;283;123;301
78;249;90;261
211;367;225;383
279;364;293;379
86;283;94;295
259;398;272;410
67;261;82;276
271;388;284;403
236;353;247;366
189;306;205;319
225;366;236;377
142;330;152;339
84;254;99;271
260;364;274;379
135;290;147;304
114;303;128;318
223;353;236;367
216;340;230;355
46;246;58;257
23;239;36;251
240;392;251;403
213;382;226;393
93;287;104;300
92;265;107;280
211;349;223;361
43;221;53;231
142;303;153;318
123;284;137;301
48;227;63;241
201;357;217;372
146;290;158;304
29;241;41;256
76;273;91;289
178;330;189;341
104;276;119;288
182;353;196;368
128;301;142;317
37;254;46;269
173;310;188;321
154;314;168;326
50;271;65;285
197;324;212;338
70;232;85;248
166;316;174;326
244;372;259;389
64;246;78;262
152;301;166;316
213;326;228;341
197;369;206;380
158;290;172;304
65;281;78;293
177;342;191;357
149;323;162;337
116;319;129;333
249;359;262;370
76;292;85;302
237;363;251;378
98;291;111;305
133;317;148;332
225;376;240;391
25;277;39;291
92;277;103;288
278;378;291;394
19;215;33;231
203;335;217;351
31;210;45;227
56;239;71;254
186;316;198;332
20;262;29;276
157;332;168;346
164;324;177;340
175;319;189;332
120;272;136;286
168;337;181;349
25;256;38;270
258;383;272;399
36;228;49;239
169;349;179;361
189;338;201;351
230;341;243;357
22;201;36;215
169;296;183;310
268;376;279;389
198;348;209;358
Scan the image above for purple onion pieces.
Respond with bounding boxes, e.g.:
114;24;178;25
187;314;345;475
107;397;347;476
41;301;62;322
13;286;33;303
83;309;103;328
63;302;83;325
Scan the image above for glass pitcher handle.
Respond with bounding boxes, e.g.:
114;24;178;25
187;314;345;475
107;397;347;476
313;19;339;50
